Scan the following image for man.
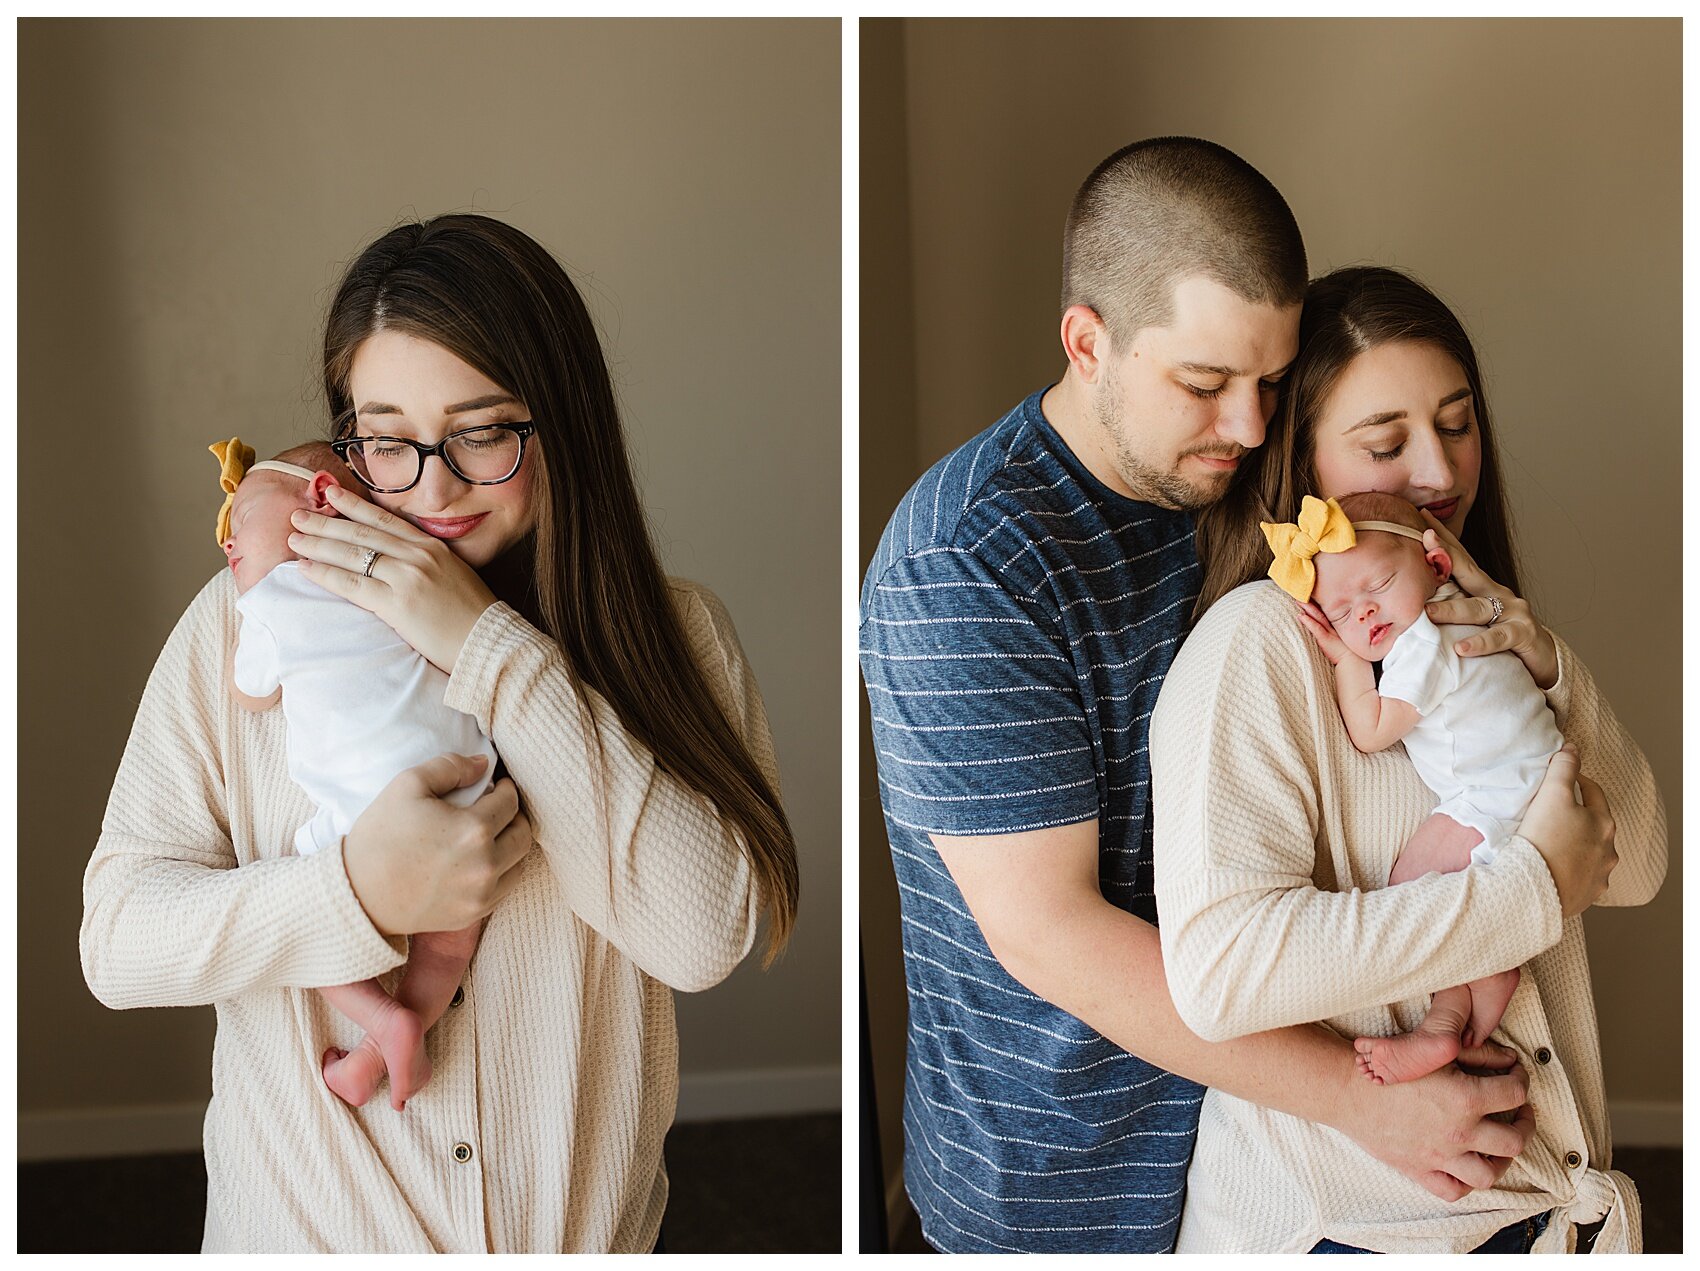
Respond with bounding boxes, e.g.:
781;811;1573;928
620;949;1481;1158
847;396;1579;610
860;138;1604;1253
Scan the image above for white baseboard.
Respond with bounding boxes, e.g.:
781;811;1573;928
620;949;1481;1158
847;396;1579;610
20;1066;841;1162
18;1102;209;1162
1610;1100;1682;1147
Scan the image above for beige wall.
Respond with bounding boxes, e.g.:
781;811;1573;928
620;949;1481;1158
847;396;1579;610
862;16;1681;1201
21;18;840;1135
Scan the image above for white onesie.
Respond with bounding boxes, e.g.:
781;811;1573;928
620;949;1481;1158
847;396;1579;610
1376;581;1563;864
232;561;499;857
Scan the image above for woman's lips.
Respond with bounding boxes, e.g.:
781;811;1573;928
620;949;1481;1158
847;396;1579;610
413;513;489;540
1423;498;1460;522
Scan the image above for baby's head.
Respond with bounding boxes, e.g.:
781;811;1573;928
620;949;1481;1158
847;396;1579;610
1310;492;1453;663
221;441;367;594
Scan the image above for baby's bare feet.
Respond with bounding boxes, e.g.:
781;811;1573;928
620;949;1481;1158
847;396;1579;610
322;1041;384;1107
1353;1027;1462;1086
321;998;430;1110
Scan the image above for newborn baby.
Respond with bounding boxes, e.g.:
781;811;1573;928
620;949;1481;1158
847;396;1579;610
1266;491;1562;1085
213;436;498;1111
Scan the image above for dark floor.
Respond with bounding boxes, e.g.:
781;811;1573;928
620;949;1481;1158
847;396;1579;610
888;1146;1681;1253
18;1112;838;1254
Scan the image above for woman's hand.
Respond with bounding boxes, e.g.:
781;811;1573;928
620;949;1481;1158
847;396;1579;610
1519;746;1617;917
342;753;533;936
289;485;497;674
1418;512;1559;689
1295;601;1353;667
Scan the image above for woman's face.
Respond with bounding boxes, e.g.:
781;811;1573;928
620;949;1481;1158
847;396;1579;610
346;330;538;569
1309;340;1482;539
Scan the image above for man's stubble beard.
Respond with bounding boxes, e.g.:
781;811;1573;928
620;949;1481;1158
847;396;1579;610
1094;374;1235;512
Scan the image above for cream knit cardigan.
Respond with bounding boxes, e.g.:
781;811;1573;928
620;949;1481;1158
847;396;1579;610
81;572;775;1253
1151;581;1666;1255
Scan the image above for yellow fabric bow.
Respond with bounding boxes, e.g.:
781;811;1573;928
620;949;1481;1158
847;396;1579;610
209;436;255;548
1259;495;1357;603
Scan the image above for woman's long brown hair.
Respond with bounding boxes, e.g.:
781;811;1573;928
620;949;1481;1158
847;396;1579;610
322;215;797;962
1193;265;1523;621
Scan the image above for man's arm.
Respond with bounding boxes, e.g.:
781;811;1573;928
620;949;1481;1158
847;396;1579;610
934;821;1532;1200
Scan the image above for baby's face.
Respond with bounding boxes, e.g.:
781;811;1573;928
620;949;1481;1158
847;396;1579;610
223;474;309;594
1311;533;1443;663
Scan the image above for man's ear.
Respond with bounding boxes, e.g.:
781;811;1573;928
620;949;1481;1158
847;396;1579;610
307;471;342;514
1060;304;1112;385
1425;543;1453;584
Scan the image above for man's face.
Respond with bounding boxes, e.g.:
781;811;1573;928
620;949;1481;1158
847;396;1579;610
1093;275;1300;509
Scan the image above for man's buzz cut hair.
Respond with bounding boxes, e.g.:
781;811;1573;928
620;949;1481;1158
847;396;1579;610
1061;136;1308;344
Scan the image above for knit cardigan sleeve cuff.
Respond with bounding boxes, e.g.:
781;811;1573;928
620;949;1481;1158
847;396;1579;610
320;838;413;970
445;601;533;713
1543;635;1572;723
1481;834;1566;947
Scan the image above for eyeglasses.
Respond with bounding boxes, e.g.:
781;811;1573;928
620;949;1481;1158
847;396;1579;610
331;422;537;493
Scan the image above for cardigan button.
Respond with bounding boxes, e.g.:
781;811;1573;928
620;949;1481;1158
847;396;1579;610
1534;1047;1552;1065
453;1142;474;1164
450;985;465;1008
1565;1151;1582;1169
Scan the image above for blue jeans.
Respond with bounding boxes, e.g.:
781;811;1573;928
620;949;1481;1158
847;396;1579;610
1311;1210;1550;1254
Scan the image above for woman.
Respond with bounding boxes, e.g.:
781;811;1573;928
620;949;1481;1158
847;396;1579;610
80;215;798;1253
1150;267;1665;1253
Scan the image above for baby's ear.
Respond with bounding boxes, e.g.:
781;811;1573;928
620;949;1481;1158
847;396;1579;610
1424;543;1453;584
307;471;342;515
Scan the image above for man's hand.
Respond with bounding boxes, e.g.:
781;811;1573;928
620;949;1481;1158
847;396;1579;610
1520;747;1617;917
1335;1044;1533;1200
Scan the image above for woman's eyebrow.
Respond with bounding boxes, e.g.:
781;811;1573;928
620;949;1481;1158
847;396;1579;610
444;394;518;414
1345;410;1404;433
356;394;518;416
1436;387;1473;409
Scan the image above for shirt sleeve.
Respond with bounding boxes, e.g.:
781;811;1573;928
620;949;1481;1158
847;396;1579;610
231;608;282;698
860;543;1098;837
443;588;770;994
1376;617;1455;715
1151;583;1564;1043
1543;634;1667;908
81;578;406;1010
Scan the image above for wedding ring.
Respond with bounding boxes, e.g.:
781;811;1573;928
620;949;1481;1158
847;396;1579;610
1486;596;1504;626
360;548;382;578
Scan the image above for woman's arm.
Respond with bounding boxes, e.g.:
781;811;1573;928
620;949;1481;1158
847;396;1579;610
1152;584;1565;1044
444;583;766;993
1543;634;1666;907
81;579;406;1010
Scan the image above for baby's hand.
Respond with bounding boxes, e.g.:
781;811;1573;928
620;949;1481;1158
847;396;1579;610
1296;602;1351;667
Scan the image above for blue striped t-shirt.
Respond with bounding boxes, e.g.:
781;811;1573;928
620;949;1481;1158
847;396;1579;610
860;389;1206;1253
